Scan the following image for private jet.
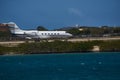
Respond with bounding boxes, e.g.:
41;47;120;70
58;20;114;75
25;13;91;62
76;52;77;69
5;22;72;39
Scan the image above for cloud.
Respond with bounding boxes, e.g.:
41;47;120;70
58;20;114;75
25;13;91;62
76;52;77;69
68;8;83;17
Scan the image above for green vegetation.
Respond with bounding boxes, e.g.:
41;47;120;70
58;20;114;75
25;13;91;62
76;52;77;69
67;28;80;36
37;26;48;31
16;40;93;54
0;30;12;41
100;40;120;51
0;40;120;55
65;27;120;37
0;31;11;37
0;45;16;55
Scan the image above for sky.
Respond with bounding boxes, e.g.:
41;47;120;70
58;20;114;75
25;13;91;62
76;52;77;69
0;0;120;29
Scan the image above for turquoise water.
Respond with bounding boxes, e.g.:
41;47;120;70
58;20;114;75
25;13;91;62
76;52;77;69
0;52;120;80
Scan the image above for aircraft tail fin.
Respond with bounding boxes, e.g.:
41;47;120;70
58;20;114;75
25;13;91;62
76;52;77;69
7;22;22;34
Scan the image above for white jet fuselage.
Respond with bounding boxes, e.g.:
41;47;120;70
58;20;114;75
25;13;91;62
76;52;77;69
6;22;72;39
14;30;72;39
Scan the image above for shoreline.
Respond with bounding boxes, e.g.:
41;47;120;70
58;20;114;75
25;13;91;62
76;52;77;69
0;38;120;55
1;51;120;56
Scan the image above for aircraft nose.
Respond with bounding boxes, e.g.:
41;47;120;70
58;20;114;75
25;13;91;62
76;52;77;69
68;33;72;37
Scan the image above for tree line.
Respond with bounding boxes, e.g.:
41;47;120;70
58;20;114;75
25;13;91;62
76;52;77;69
65;26;120;37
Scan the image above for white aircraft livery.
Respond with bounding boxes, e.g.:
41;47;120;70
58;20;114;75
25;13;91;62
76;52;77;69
5;22;72;39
